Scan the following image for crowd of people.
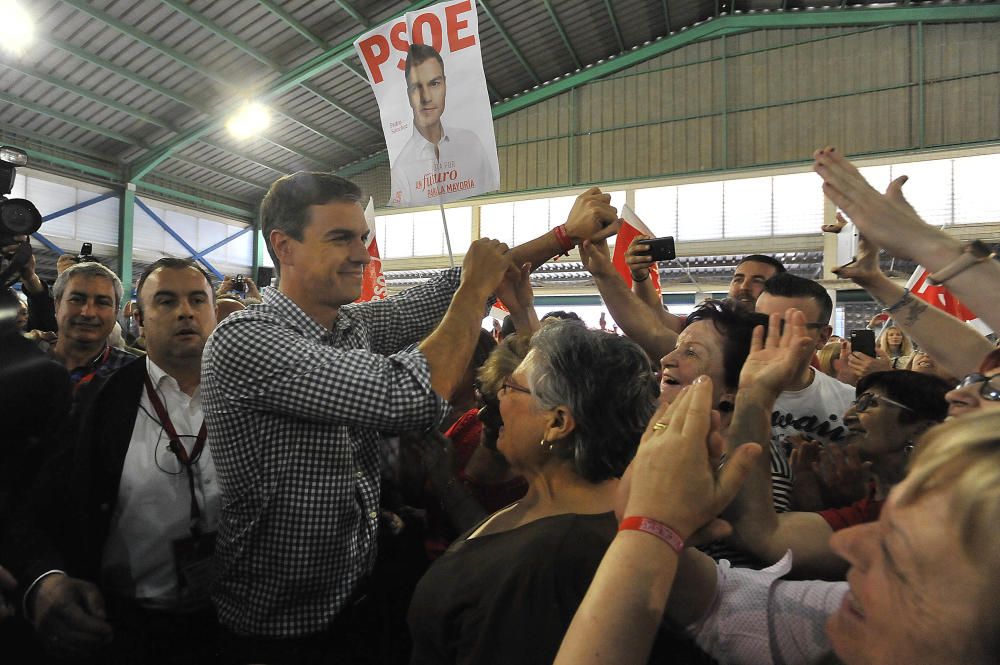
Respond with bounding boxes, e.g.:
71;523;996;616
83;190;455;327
1;147;999;665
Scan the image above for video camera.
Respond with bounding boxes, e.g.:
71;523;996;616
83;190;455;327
1;146;43;288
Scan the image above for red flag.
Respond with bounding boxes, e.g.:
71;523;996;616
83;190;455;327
356;198;387;303
905;266;976;321
612;205;661;291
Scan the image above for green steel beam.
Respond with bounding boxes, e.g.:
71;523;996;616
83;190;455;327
6;130;258;222
341;61;372;84
0;61;171;132
63;0;231;89
19;146;120;181
478;0;541;83
169;156;271;191
488;6;1000;119
43;34;356;162
260;136;330;168
137;181;256;221
335;0;371;27
65;0;366;161
252;228;265;277
129;0;439;180
255;0;329;50
199;139;290;175
300;83;382;135
118;185;135;293
158;0;369;153
541;0;583;70
161;0;282;70
1;91;143;147
336;5;1000;177
486;80;501;102
603;0;626;53
43;36;199;110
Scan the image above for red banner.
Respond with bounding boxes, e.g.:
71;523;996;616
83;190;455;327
612;205;662;292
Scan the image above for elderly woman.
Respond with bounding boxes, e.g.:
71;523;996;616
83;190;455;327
557;381;1000;665
408;322;703;665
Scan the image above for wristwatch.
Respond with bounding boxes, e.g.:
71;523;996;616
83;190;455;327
926;240;996;285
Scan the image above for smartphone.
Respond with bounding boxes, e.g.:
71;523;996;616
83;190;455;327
232;275;246;294
640;236;676;262
79;242;93;256
850;329;876;358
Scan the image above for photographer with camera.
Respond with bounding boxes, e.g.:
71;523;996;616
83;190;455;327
216;274;261;304
1;237;56;334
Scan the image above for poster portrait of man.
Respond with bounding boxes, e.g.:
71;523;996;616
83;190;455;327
354;0;501;208
389;44;499;207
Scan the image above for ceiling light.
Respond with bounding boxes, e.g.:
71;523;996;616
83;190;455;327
226;101;271;139
0;0;35;57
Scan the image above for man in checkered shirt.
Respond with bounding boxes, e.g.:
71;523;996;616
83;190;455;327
201;172;620;660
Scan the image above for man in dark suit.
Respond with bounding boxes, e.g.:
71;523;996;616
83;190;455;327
4;257;220;663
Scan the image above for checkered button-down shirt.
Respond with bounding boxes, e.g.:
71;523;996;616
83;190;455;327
202;269;458;637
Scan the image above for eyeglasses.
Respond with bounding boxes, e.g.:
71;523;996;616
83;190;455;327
501;380;531;396
955;373;1000;401
853;392;914;413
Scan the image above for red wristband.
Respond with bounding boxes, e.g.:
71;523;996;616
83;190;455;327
552;224;575;254
618;516;684;554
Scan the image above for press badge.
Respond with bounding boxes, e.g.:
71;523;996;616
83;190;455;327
172;531;217;606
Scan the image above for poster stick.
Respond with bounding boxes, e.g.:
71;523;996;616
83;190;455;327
439;202;455;267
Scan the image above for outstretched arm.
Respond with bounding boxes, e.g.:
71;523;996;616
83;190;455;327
555;378;761;665
507;187;619;272
814;147;1000;333
834;231;993;379
579;238;677;362
722;310;848;578
625;236;685;334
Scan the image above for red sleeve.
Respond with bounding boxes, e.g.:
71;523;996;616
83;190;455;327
444;408;483;472
819;496;884;531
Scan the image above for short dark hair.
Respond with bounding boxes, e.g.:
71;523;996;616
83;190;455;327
526;322;658;482
404;43;445;85
762;272;833;325
259;172;363;276
685;299;770;391
739;254;786;275
540;310;582;323
856;370;950;426
135;257;214;311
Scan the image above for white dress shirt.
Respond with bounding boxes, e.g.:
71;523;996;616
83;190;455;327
390;123;499;207
101;357;220;609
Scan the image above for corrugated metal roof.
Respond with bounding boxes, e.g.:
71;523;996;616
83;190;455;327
3;0;979;219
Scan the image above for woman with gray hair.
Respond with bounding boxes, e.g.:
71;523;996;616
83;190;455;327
407;322;707;665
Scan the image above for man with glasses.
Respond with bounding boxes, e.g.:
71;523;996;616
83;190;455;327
5;258;221;663
755;273;855;449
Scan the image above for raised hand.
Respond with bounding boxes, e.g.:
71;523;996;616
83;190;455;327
563;187;619;244
833;233;883;285
495;262;534;313
815;443;871;506
578;238;617;279
623;377;762;540
738;308;816;399
461;238;516;298
624;235;656;281
813;147;933;260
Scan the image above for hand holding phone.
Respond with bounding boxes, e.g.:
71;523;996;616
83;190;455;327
639;236;676;262
849;329;876;358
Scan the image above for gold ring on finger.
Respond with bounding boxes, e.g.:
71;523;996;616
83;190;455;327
652;422;668;432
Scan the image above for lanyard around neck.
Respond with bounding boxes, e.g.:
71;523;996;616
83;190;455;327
143;372;207;529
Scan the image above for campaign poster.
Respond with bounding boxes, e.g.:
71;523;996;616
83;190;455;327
354;0;500;207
